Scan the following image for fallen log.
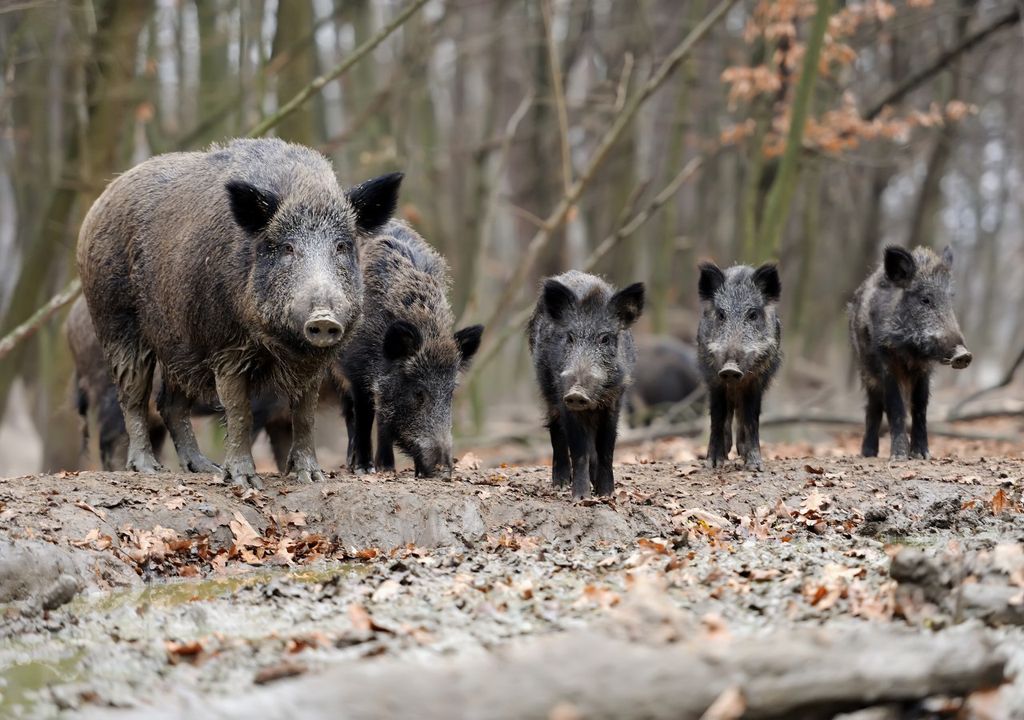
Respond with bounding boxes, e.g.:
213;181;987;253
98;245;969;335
103;626;1006;720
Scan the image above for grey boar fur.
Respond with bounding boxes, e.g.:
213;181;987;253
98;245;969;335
76;138;401;487
528;271;644;499
849;245;972;460
626;335;703;427
697;262;782;471
337;221;483;477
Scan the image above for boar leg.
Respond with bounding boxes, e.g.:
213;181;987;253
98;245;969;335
706;385;729;469
564;412;592;499
111;343;163;473
340;386;357;469
375;422;396;472
348;382;376;473
861;383;884;457
593;403;619;496
287;380;324;484
909;373;930;459
548;415;571;488
883;371;909;460
157;378;219;473
738;389;763;471
214;372;261;489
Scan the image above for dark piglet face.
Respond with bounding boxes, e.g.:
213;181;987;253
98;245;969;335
883;246;971;368
376;320;483;477
542;280;644;411
228;172;403;350
698;262;780;382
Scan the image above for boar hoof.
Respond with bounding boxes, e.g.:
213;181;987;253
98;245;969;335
183;455;221;474
222;461;262;490
909;449;930;460
293;468;325;484
288;454;325;484
744;456;763;472
127;453;163;473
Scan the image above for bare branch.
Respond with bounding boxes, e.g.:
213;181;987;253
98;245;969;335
542;0;573;196
0;279;81;363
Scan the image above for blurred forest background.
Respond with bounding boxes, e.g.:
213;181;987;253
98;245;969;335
1;0;1022;474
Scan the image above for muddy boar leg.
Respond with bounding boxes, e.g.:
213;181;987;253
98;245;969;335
739;388;763;471
593;403;619;496
707;385;728;468
348;382;376;473
213;372;261;489
548;415;571;488
264;419;293;474
862;383;884;457
112;345;163;473
157;378;219;473
564;412;592;499
883;370;909;460
375;422;396;472
287;381;324;484
909;372;931;460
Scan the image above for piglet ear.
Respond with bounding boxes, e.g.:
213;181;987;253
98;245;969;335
610;282;645;327
542;279;576;321
348;172;404;235
941;245;954;268
226;180;280;235
454;325;484;369
884;246;916;286
753;263;781;303
383;319;422;362
698;262;726;301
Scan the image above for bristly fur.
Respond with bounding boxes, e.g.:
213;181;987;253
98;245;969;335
76;137;400;483
528;270;643;499
848;245;970;460
338;221;482;477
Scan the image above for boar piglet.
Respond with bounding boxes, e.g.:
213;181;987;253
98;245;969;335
528;271;644;499
77;138;402;487
337;221;483;478
849;245;972;460
697;262;781;471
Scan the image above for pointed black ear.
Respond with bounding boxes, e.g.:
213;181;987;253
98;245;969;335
454;325;484;369
752;263;781;303
226;180;280;235
884;246;916;286
348;172;404;235
941;245;954;268
610;282;645;327
698;262;726;301
542;279;575;321
383;319;422;362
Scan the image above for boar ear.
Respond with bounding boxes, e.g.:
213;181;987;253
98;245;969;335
383;319;422;362
542;280;575;321
226;180;280;235
883;246;916;286
753;263;781;303
941;245;954;268
454;325;484;369
348;172;404;235
610;282;645;327
698;262;726;301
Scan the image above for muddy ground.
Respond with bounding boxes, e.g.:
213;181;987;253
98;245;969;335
2;434;1024;719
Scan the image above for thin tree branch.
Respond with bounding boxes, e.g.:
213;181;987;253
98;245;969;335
865;6;1021;121
542;0;573;196
0;279;80;363
245;0;430;138
948;342;1024;419
477;0;738;346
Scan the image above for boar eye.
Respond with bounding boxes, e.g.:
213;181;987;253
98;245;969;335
281;242;294;254
746;308;761;322
716;309;726;322
920;295;932;306
566;332;577;345
335;240;349;253
599;333;615;346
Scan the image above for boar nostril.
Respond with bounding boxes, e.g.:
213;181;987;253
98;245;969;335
950;346;972;370
563;388;594;410
304;316;343;347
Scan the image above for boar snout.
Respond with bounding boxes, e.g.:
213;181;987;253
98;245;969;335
948;344;972;369
303;312;344;347
563;387;596;411
718;361;743;382
414;437;454;478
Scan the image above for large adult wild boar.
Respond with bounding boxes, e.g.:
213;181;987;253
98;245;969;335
77;138;401;487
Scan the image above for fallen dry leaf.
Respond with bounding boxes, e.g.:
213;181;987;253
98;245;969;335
347;603;394;634
371;578;402;603
254;661;307;685
165;640;204;663
701;685;746;720
164;496;186;511
229;511;262;548
454;452;482;472
75;501;107;522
